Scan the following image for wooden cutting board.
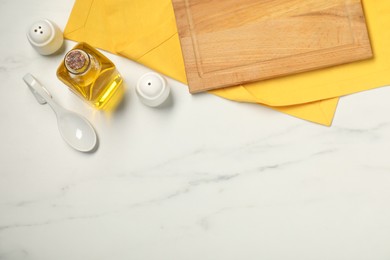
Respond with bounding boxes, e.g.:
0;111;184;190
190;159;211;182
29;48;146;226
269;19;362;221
172;0;372;93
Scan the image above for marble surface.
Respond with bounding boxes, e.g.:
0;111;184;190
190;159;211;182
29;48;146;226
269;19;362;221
1;0;390;259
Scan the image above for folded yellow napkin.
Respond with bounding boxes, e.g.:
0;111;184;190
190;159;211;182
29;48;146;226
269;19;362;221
64;0;389;126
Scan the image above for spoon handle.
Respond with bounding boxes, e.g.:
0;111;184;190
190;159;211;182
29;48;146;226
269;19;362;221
23;74;63;114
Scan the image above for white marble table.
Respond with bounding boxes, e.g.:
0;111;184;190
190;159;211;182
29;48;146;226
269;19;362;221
1;0;390;259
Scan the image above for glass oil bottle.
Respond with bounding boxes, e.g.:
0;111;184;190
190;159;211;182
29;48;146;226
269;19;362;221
57;42;124;110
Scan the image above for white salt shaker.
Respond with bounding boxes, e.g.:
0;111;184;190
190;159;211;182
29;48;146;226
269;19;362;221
27;19;64;55
136;72;170;107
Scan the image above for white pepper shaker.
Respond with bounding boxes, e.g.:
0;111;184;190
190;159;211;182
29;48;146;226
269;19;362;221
136;72;170;107
27;19;64;55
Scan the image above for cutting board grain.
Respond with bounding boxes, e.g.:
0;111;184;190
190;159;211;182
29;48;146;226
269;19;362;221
172;0;372;93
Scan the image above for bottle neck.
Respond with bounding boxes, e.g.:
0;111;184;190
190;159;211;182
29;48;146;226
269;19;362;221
64;49;91;75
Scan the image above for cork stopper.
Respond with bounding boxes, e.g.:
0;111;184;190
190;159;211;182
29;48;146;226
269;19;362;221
64;49;90;74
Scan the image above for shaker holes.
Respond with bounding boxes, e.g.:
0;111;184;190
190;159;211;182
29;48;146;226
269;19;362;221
33;26;44;34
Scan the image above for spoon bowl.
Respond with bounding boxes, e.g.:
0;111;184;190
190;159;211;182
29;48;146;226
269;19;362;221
57;111;97;152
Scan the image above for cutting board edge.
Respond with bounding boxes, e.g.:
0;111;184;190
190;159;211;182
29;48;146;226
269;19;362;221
187;45;373;94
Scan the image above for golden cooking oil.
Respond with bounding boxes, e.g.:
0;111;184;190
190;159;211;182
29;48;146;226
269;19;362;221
57;42;124;110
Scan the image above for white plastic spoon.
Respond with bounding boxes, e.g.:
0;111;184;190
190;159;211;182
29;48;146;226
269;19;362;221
23;73;98;152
